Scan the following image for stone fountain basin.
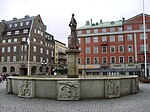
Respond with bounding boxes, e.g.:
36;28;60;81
6;76;139;100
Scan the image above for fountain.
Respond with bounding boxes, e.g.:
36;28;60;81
6;14;139;100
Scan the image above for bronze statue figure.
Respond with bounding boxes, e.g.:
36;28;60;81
69;14;79;49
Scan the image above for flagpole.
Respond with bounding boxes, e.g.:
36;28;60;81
27;18;34;76
142;0;147;77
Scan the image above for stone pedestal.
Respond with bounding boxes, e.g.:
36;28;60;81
66;49;81;78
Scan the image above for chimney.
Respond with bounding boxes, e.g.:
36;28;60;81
122;17;125;21
25;15;30;18
85;21;90;25
13;17;17;20
100;19;102;23
90;19;92;24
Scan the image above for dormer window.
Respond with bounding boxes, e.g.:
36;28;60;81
14;23;18;27
9;24;12;28
20;22;23;26
26;21;29;25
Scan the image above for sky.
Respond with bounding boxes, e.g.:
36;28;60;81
0;0;150;45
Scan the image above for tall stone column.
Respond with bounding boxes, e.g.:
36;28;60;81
66;49;80;78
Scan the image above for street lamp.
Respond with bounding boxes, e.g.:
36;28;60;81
41;60;47;75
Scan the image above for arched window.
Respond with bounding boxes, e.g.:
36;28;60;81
10;66;15;72
2;66;7;72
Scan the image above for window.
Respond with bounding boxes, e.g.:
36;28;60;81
119;45;124;52
140;33;148;40
46;58;49;63
37;30;41;34
40;57;43;62
7;56;10;62
51;51;54;57
128;56;133;63
127;25;132;31
23;29;28;33
14;38;17;42
102;28;106;33
40;48;43;53
86;30;90;34
86;58;90;64
10;66;15;72
140;44;148;51
2;40;6;43
33;56;36;62
24;45;27;51
26;21;29;25
94;57;99;64
110;46;115;53
33;38;37;42
20;22;23;26
102;57;107;63
119;56;124;63
102;36;107;42
85;37;90;43
110;35;115;42
34;29;36;33
78;30;82;34
93;37;98;43
33;46;36;52
118;27;122;32
2;47;5;53
46;49;49;55
110;27;114;32
14;23;18;27
78;58;81;64
1;56;5;62
13;56;16;62
127;34;133;41
7;46;10;52
111;57;116;63
9;24;12;28
8;39;11;43
22;37;26;41
15;30;19;34
139;24;144;30
94;29;98;33
86;47;90;54
102;46;107;53
40;41;43;44
128;45;133;52
78;38;81;44
93;46;98;54
118;35;123;41
7;32;11;36
13;46;17;52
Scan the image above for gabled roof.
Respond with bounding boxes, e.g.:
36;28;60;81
124;13;150;23
77;20;123;30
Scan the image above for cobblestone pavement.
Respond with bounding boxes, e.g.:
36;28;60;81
0;81;150;112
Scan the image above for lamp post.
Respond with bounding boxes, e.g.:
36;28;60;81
41;60;47;75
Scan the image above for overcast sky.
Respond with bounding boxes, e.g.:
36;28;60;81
0;0;150;45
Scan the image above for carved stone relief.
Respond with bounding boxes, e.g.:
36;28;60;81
105;80;120;98
57;81;80;100
18;80;34;98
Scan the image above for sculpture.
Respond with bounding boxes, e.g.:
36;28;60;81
69;14;79;49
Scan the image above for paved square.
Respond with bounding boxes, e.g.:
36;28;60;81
0;81;150;112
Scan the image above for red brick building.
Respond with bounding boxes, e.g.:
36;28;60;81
77;13;150;76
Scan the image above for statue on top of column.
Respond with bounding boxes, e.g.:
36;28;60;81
68;14;79;50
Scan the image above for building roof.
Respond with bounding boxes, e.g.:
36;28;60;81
77;20;123;30
2;16;35;31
